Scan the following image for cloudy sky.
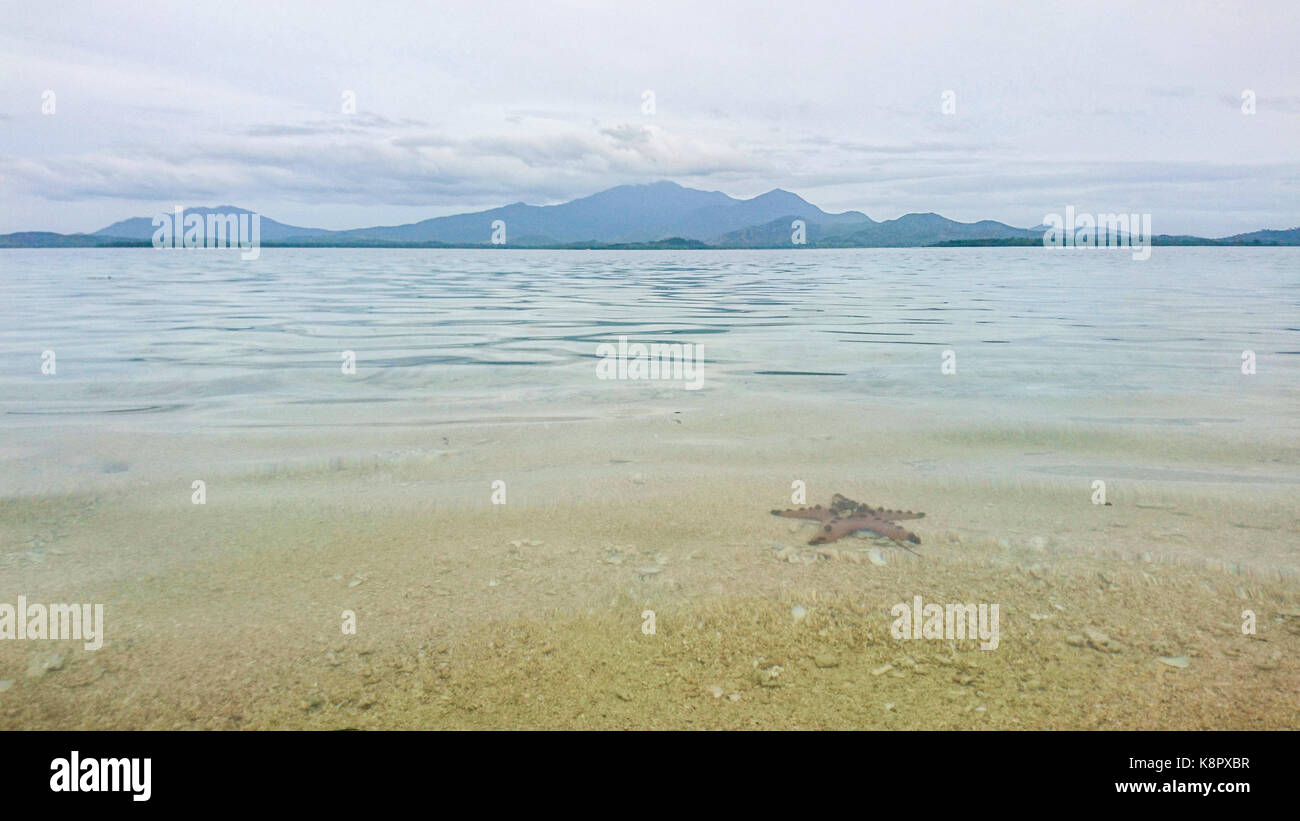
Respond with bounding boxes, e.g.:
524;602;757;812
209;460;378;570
2;0;1297;236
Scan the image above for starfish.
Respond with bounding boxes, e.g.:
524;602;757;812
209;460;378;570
771;494;925;550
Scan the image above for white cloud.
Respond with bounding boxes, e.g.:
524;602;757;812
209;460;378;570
1;0;1297;235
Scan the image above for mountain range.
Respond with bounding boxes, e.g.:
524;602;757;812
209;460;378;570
3;181;1297;248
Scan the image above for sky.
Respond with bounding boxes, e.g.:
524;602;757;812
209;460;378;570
1;0;1297;236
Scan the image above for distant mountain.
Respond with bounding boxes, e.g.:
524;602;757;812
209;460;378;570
94;206;332;242
829;213;1040;246
654;188;870;241
1217;227;1300;245
714;211;1037;247
74;184;990;247
2;182;1297;248
333;181;737;245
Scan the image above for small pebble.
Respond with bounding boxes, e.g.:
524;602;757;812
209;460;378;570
25;652;65;679
1084;627;1121;653
755;666;783;687
1158;655;1190;669
791;605;807;621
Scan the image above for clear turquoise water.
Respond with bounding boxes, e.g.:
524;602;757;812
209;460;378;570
0;247;1296;434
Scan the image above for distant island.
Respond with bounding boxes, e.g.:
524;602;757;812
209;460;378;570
4;181;1297;249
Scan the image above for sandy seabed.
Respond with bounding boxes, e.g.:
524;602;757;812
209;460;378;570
1;391;1297;729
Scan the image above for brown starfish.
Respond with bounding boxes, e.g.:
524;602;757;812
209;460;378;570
771;493;925;550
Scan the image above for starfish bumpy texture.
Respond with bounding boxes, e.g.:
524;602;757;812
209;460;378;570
771;494;925;548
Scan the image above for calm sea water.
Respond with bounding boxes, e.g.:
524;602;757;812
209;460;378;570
0;247;1297;435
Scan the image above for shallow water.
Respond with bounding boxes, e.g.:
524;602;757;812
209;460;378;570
1;248;1297;729
3;247;1297;417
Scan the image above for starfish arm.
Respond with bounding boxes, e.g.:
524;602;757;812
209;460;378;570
871;509;926;521
830;494;859;514
830;496;925;522
771;506;835;523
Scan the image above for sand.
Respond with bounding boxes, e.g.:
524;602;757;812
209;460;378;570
1;391;1297;729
